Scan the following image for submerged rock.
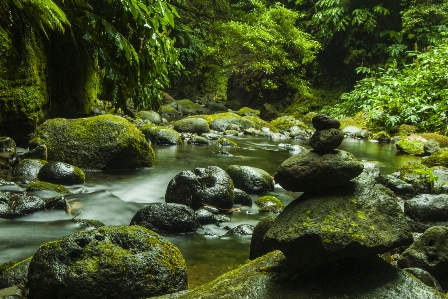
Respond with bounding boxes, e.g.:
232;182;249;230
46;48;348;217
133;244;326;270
155;251;445;299
224;224;254;235
263;181;413;269
27;225;187;299
31;115;154;170
274;149;364;193
130;203;200;234
0;192;45;219
165;166;234;210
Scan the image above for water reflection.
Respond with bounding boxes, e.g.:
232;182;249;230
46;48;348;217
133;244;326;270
0;137;421;287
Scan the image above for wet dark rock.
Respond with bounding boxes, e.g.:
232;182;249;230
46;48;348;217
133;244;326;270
37;161;85;185
27;225;187;299
398;226;448;288
72;219;105;229
0;257;31;289
224;224;254;235
187;136;209;145
250;215;277;260
432;166;448;194
44;196;69;211
0;192;45;219
157;251;445;299
424;139;441;156
140;125;182;145
0;137;16;153
130;203;200;234
264;181;413;269
173;117;210;134
309;129;344;152
195;208;229;225
18;145;47;161
312;114;341;130
13;159;47;180
274;149;364;193
203;231;219;238
233;188;252;207
404;268;443;291
225;165;274;194
31;115;154;170
259;103;281;121
384;175;416;196
165;166;234;210
404;194;448;232
136;110;163;125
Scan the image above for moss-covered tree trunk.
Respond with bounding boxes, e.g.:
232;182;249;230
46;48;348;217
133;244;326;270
0;21;48;145
46;33;100;118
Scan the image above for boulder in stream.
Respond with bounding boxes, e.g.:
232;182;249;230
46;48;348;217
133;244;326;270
30;115;154;170
37;161;85;185
13;159;47;180
404;194;448;232
130;203;200;234
0;192;45;219
263;180;413;269
27;225;187;299
165;166;234;210
225;165;273;194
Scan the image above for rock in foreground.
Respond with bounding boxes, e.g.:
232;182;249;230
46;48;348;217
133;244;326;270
264;181;413;269
154;251;445;299
27;225;187;299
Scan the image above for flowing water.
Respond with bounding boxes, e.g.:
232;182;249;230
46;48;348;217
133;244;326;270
0;136;421;288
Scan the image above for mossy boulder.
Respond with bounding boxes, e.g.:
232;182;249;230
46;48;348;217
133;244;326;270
13;159;47;180
31;114;154;170
274;149;364;193
168;99;209;115
214;137;237;147
173;117;210;134
130;203;200;234
309;128;344;152
26;181;71;195
269;116;310;132
160;105;180;116
399;124;418;135
140;124;182;145
156;251;445;299
225;165;274;194
371;131;391;143
397;162;433;194
165;166;234;210
254;195;285;213
0;24;48;145
242;115;278;133
419;133;448;148
197;112;254;132
37;161;85;185
236;107;260;117
264;180;413;269
136;110;163;124
396;135;426;155
422;150;448;168
27;225;188;299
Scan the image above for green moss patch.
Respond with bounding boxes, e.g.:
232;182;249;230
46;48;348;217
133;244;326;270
26;181;71;194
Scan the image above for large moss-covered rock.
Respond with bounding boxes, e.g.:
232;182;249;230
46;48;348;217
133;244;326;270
396;135;426;155
136;110;163;124
155;251;446;299
31;115;154;170
225;165;274;194
27;225;187;299
197;112;255;132
0;24;47;145
269;116;310;132
165;166;234;210
264;180;413;269
274;149;364;192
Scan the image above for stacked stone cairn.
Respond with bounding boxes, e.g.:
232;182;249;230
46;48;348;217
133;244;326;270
252;114;414;270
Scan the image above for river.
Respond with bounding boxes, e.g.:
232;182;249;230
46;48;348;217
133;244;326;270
0;136;421;287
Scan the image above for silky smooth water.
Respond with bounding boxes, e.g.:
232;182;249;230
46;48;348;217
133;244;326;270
0;136;421;287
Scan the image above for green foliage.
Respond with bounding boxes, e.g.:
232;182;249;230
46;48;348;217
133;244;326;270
322;40;448;134
209;1;320;97
55;0;180;111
